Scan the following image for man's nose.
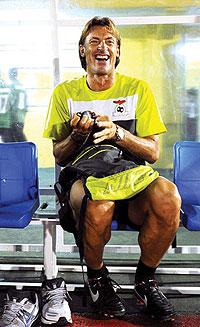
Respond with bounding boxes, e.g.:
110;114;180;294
97;40;106;49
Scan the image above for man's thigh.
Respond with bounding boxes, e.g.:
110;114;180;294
69;181;148;224
126;177;162;226
69;179;115;228
127;176;170;226
69;179;86;219
127;190;148;226
69;177;160;226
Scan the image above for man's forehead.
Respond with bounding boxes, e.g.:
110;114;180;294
86;26;116;39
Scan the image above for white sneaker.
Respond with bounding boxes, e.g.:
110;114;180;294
0;293;39;327
41;277;72;325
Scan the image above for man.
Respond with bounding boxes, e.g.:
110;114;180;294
43;16;181;324
7;68;28;141
0;68;27;143
0;70;11;142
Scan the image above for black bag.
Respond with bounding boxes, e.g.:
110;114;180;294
58;144;159;201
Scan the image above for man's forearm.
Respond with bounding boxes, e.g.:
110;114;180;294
53;126;160;166
116;129;160;164
53;135;82;166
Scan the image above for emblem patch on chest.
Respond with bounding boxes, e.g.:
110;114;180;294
113;99;128;117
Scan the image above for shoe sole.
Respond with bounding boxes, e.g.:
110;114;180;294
101;311;126;319
41;316;72;326
149;311;175;322
0;314;40;327
91;303;126;319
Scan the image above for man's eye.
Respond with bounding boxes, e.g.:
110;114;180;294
106;39;116;46
106;40;115;45
90;40;99;45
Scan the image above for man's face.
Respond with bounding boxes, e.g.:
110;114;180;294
80;26;120;76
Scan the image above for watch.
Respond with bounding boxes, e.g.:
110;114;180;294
114;125;125;142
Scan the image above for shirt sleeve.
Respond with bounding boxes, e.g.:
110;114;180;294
135;80;167;137
43;84;71;141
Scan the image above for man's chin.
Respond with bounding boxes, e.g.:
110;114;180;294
94;66;114;76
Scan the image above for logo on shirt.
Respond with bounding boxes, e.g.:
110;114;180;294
112;99;128;117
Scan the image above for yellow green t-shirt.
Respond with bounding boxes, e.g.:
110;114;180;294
43;72;166;142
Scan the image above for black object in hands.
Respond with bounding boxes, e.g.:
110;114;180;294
77;110;96;120
77;110;103;133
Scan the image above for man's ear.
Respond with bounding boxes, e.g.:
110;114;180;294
116;45;120;58
79;45;85;57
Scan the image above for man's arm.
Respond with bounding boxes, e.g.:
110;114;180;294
53;112;94;166
53;136;80;166
53;113;160;166
115;130;159;164
93;116;160;164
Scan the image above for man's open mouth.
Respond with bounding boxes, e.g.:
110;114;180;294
95;55;109;61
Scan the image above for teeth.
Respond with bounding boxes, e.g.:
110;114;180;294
95;55;109;60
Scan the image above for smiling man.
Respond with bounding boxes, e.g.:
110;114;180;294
79;25;119;85
43;17;181;324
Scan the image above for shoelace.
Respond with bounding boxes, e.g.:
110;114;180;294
1;301;23;322
106;276;121;291
44;287;70;304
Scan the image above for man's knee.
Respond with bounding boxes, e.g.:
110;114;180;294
70;179;115;234
148;177;181;227
86;200;115;235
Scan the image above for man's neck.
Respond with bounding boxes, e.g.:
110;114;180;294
86;73;115;91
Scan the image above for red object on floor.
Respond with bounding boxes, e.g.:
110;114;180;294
72;314;135;326
71;313;200;326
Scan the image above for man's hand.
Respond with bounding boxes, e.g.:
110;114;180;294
93;115;116;144
70;112;94;135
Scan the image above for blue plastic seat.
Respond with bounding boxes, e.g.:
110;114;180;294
0;142;39;228
174;141;200;231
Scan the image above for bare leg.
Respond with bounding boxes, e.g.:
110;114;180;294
128;176;181;267
70;179;115;269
